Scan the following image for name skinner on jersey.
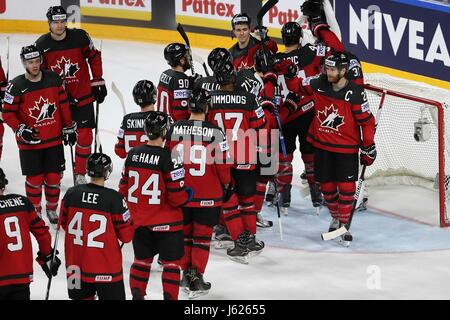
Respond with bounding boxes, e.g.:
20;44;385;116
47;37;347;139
126;118;146;129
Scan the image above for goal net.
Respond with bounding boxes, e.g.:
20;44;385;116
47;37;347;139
363;74;450;227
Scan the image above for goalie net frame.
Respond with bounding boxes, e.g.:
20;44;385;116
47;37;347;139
362;77;449;227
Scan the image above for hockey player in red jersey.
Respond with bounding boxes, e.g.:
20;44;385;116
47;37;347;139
35;6;107;185
115;80;156;159
157;43;201;122
229;13;278;71
208;59;266;264
0;57;7;161
3;45;76;225
166;88;231;298
60;153;133;300
119;111;192;300
287;52;376;243
0;168;61;300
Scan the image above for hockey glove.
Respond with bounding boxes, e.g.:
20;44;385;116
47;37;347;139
189;73;203;89
262;72;278;87
300;0;323;17
360;143;377;166
273;60;298;79
185;187;194;202
63;121;78;146
36;250;61;279
284;92;301;113
16;124;41;145
254;25;269;42
222;184;234;203
0;81;7;102
91;78;107;104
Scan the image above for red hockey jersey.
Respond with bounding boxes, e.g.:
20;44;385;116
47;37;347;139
166;120;231;208
157;69;192;122
229;36;278;71
0;57;6;90
0;194;51;286
60;183;134;283
3;70;73;150
115;111;152;159
299;74;375;154
119;144;189;231
35;28;103;107
208;89;266;169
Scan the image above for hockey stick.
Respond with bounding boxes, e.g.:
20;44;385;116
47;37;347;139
272;87;287;158
321;91;386;241
272;178;284;241
111;81;127;116
5;36;10;82
45;216;62;300
70;145;76;185
94;40;103;154
177;23;196;76
192;52;210;77
257;0;278;26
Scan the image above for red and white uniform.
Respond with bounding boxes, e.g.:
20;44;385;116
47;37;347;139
157;70;192;122
229;36;278;71
114;111;151;159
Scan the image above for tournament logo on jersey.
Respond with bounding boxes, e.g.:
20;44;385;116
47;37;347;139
51;57;80;79
29;97;57;123
317;105;344;131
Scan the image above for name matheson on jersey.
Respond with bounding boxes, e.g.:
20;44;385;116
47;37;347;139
29;97;57;125
318;105;344;133
51;57;80;80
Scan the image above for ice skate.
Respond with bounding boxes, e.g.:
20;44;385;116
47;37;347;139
256;212;273;230
214;224;233;249
338;228;353;247
300;170;308;185
74;174;87;186
328;217;340;232
245;231;264;257
188;268;211;299
265;180;276;203
280;184;291;216
226;233;250;264
131;288;145;300
46;209;58;225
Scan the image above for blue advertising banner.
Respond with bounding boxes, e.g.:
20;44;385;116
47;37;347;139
334;0;450;83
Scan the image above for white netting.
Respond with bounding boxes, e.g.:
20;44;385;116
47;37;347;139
363;74;450;226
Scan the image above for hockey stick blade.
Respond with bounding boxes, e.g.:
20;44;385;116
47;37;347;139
257;0;279;25
192;52;211;77
111;81;127;116
321;225;347;241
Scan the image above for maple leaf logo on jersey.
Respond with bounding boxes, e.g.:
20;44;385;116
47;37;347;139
51;57;80;79
317;105;344;131
29;97;56;123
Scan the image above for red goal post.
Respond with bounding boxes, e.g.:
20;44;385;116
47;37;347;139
363;76;449;227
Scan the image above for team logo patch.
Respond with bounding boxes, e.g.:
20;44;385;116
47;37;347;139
3;92;13;104
51;57;80;79
349;59;361;70
122;210;130;222
219;141;230;152
361;102;371;113
318;105;345;131
200;200;214;207
29;97;57;123
255;106;264;119
153;225;170;231
174;89;190;100
95;275;113;282
170;168;185;181
117;128;124;139
316;43;326;57
301;101;314;112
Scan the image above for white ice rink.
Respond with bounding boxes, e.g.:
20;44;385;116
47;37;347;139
2;34;450;300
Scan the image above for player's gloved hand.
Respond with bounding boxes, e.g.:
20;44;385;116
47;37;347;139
254;25;269;42
63;121;78;146
36;250;61;279
16;124;41;145
0;81;7;102
284;92;301;113
261;99;275;114
300;0;322;17
91;78;107;104
262;72;278;87
360;143;377;166
301;0;329;36
185;187;194;202
222;184;234;203
273;60;298;79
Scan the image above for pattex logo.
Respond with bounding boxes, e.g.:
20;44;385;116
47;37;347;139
86;0;146;7
0;0;6;14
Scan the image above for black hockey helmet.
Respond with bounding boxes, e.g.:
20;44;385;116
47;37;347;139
164;43;189;67
0;168;9;190
207;47;232;72
87;153;113;180
281;22;303;46
254;48;275;73
20;45;42;62
46;6;68;22
324;52;349;73
133;80;157;107
214;60;236;85
144;111;171;140
231;13;251;29
189;88;210;114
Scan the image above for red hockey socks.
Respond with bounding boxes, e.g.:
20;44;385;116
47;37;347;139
181;222;193;271
321;182;338;218
301;153;315;186
75;128;93;175
277;153;293;192
25;175;44;214
222;193;244;240
44;173;61;211
161;262;181;300
254;177;269;212
338;182;356;224
191;223;213;274
129;257;152;298
239;195;256;235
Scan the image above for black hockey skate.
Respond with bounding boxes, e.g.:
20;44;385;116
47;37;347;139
188;268;211;299
214;224;233;249
256;212;273;229
265;181;276;205
244;231;265;257
180;269;193;293
279;184;291;216
131;288;145;300
227;233;250;264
